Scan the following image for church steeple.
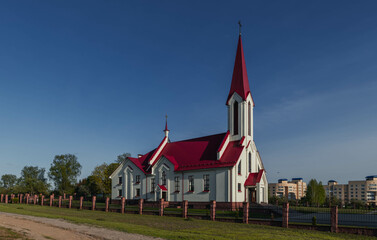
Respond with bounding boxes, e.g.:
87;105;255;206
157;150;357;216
163;115;169;138
226;35;253;106
226;30;254;142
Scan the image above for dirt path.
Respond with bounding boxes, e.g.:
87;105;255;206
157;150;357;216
0;212;162;240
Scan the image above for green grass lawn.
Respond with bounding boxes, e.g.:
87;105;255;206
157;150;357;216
0;203;375;240
290;206;377;214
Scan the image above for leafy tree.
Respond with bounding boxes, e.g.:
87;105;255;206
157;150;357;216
306;179;326;207
104;163;119;193
350;199;365;209
86;162;120;196
18;166;49;194
325;196;341;207
48;154;82;195
90;163;108;195
269;195;285;205
76;183;91;197
74;179;90;197
1;174;18;189
116;153;131;164
86;175;101;196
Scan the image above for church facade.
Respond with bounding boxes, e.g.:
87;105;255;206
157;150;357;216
110;34;268;206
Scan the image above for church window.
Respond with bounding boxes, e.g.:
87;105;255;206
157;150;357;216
118;189;122;197
135;188;140;197
162;171;166;185
233;101;238;135
188;176;194;192
174;177;180;192
151;178;155;193
118;176;122;185
238;161;241;175
135;175;140;184
238;183;242;192
203;174;210;191
248;152;251;173
248;102;251;136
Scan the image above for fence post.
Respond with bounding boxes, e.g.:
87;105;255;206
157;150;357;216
182;200;188;219
121;197;125;214
49;195;53;207
92;196;96;211
210;200;216;221
243;202;249;224
58;196;62;208
0;194;3;203
5;195;8;204
63;193;66;200
159;198;164;216
331;206;338;233
11;194;14;203
69;196;73;209
20;194;23;204
34;195;37;205
139;199;143;215
41;195;44;206
105;197;109;212
79;196;83;210
282;202;289;228
26;194;29;205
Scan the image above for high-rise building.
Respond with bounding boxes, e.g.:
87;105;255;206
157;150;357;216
268;178;307;200
323;176;377;206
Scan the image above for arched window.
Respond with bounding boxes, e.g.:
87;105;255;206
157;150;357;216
248;102;251;136
233;101;238;135
162;171;166;185
238;161;241;175
248;152;252;173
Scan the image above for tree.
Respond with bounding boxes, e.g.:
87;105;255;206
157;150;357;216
74;179;90;197
104;163;119;194
325;196;341;207
306;179;326;207
87;162;120;196
116;153;131;164
18;166;49;194
89;163;108;195
48;154;82;195
1;174;17;189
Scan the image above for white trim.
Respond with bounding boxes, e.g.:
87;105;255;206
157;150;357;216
217;133;230;160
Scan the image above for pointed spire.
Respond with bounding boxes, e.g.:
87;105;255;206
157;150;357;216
164;114;169;131
164;115;169;137
226;33;253;105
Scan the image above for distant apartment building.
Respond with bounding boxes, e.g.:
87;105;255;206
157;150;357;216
268;178;307;200
323;175;377;206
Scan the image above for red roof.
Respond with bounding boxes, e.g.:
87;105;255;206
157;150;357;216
226;35;254;105
157;184;167;191
127;132;244;173
244;169;264;186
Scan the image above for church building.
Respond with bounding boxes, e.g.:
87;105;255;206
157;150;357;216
110;33;268;207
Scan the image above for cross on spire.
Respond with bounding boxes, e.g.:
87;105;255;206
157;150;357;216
238;21;242;35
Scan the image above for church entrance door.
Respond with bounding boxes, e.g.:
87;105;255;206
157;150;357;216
162;191;167;200
248;188;256;203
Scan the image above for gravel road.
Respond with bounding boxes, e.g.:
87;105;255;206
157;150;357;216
0;212;163;240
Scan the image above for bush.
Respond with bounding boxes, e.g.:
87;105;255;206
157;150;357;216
12;198;19;204
312;216;317;226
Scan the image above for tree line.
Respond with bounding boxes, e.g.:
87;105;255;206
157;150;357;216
0;153;130;198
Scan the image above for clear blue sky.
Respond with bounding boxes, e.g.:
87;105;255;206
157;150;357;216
1;1;377;184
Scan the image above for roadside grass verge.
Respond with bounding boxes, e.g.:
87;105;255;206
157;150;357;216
0;226;29;239
0;204;375;240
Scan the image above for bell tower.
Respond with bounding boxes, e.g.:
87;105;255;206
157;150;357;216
226;32;254;142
